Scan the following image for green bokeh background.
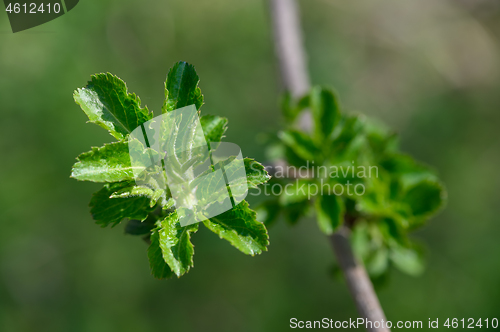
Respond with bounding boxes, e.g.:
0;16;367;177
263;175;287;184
1;0;499;331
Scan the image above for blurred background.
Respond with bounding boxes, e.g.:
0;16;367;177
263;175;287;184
1;0;500;331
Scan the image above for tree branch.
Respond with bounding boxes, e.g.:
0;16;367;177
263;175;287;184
268;0;390;330
269;0;312;131
330;227;389;332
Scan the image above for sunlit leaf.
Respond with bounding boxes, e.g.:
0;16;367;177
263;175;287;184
204;201;269;255
162;61;204;113
158;212;199;277
74;73;153;140
89;182;154;227
315;194;344;235
148;230;174;279
310;86;340;141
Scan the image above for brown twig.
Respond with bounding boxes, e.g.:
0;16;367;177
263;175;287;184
268;0;390;331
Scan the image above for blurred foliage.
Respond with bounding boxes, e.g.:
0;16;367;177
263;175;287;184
261;86;446;279
1;0;500;331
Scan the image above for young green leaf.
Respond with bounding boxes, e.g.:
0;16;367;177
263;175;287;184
148;230;175;279
192;157;270;200
281;92;311;124
279;179;312;206
158;212;199;277
74;73;153;140
279;130;319;161
402;180;445;218
389;244;425;276
380;153;432;176
162;61;204;113
332;114;364;154
111;185;155;199
200;115;228;144
203;201;269;255
110;184;169;208
244;158;271;188
310;86;340;141
71;141;135;183
364;118;398;156
284;145;309;168
365;247;389;277
378;217;408;247
315;194;344;235
90;182;154;227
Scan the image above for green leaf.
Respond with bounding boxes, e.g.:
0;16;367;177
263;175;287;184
284;145;309;168
148;230;174;279
366;246;389;277
89;182;153;227
350;221;372;260
281;92;311;124
364;118;398;155
278;179;312;225
310;86;340;141
380;153;432;176
189;159;236;207
200;115;228;144
110;184;170;209
190;157;270;207
159;108;208;178
162;61;204;113
279;179;312;206
389;244;425;276
279;130;318;161
111;185;155;198
71;139;159;183
244;158;270;188
332;114;364;154
158;212;199;277
203;201;269;255
315;194;344;235
74;73;153;140
378;217;408;246
402;180;445;218
71;142;134;183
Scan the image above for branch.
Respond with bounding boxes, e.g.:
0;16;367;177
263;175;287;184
330;227;389;332
269;0;312;132
268;0;390;330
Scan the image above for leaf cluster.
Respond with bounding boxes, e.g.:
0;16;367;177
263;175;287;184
71;62;270;279
260;87;447;278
